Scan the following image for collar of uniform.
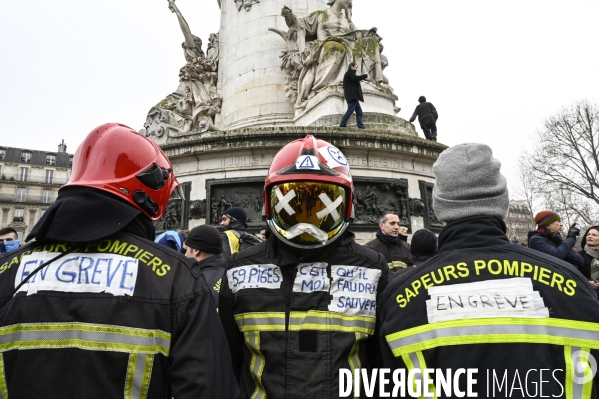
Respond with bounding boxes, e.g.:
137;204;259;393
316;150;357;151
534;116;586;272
26;186;148;243
196;253;225;271
437;215;509;253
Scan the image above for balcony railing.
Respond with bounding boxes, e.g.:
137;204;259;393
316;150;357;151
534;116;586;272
0;193;56;204
0;173;68;185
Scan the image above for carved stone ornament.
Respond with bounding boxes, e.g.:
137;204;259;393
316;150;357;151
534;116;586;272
155;199;183;233
189;199;207;219
270;1;394;110
205;177;266;227
142;2;221;141
234;0;259;12
419;181;443;232
409;198;425;217
352;178;411;229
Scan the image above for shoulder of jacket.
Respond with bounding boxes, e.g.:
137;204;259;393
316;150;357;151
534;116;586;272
226;241;268;269
345;241;386;267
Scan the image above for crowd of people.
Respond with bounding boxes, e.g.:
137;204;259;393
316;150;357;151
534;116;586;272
0;124;598;398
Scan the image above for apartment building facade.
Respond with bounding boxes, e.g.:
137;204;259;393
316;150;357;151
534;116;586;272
0;140;72;240
505;199;536;245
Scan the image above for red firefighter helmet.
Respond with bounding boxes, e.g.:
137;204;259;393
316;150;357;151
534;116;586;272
264;135;354;252
63;123;180;220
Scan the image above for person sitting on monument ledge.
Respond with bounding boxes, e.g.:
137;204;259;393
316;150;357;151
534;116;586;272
339;62;368;129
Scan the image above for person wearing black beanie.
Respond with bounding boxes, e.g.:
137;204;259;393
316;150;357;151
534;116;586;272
218;206;263;260
185;225;226;306
410;228;438;266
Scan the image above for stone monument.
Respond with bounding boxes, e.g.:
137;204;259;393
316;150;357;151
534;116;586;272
142;0;446;242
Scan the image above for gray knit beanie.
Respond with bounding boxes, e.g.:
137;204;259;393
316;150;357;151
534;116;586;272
432;143;509;222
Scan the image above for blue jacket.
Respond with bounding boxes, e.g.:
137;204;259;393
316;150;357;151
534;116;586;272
529;232;584;268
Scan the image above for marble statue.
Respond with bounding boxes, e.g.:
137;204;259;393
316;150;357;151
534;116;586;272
143;0;221;138
234;0;259;12
271;0;393;110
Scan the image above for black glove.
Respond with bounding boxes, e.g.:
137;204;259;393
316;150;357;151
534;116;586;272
566;223;580;239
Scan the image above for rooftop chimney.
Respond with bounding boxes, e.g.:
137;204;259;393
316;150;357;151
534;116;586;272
58;139;67;153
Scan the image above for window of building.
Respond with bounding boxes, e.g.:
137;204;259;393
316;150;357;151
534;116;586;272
14;208;24;217
19;167;28;182
46;154;56;166
20;151;31;163
40;208;47;217
45;169;54;184
0;149;5;160
16;188;26;202
43;189;52;204
69;156;73;167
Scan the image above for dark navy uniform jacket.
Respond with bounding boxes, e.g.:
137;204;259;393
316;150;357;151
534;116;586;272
379;216;599;399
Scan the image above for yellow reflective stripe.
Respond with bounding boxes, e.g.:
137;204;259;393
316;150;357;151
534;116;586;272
386;318;599;357
565;346;594;399
124;354;155;399
581;352;593;399
225;231;240;253
388;261;407;270
245;331;266;399
125;354;137;399
402;352;419;396
235;311;376;334
401;351;437;399
348;332;366;399
235;312;287;332
0;354;7;399
0;322;170;356
289;311;375;334
415;351;437;399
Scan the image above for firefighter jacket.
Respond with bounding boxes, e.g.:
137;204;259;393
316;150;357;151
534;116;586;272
379;216;599;398
219;231;390;399
0;231;239;399
364;236;414;276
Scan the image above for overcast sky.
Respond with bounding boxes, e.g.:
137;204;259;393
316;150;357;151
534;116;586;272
1;0;598;196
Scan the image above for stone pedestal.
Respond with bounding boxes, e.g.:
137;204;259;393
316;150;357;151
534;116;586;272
154;126;445;242
294;85;415;135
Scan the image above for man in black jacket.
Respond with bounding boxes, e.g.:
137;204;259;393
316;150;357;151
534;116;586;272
340;62;368;129
365;213;414;279
378;143;599;398
409;95;438;141
0;124;238;398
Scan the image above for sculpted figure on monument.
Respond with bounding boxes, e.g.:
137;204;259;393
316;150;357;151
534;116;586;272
234;0;259;12
272;0;391;110
143;1;221;139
